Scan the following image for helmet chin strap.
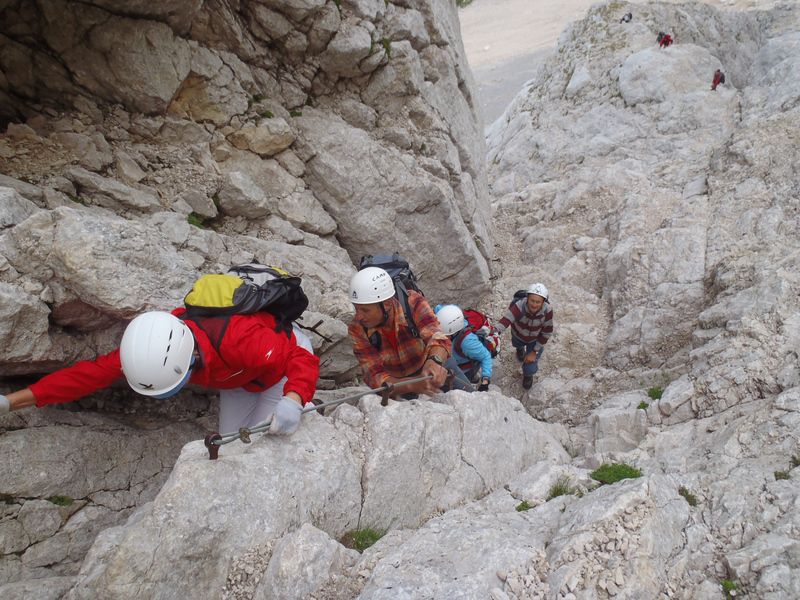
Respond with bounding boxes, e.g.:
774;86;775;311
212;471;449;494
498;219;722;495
378;302;390;327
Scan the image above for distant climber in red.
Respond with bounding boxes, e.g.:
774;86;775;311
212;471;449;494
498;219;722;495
711;69;726;91
657;32;674;48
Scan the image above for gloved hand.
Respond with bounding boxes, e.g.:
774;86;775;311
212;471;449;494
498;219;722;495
478;379;490;392
0;394;9;414
269;396;303;435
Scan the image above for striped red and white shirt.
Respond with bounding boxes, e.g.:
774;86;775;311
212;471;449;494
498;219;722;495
496;299;554;351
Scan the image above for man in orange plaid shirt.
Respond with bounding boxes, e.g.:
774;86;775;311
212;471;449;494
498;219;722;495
347;267;469;397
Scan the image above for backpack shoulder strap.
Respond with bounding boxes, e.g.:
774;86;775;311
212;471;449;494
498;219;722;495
396;281;419;338
453;328;469;355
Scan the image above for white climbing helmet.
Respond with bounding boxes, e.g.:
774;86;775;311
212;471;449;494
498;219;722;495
436;304;465;336
526;283;549;300
120;312;195;398
350;267;396;304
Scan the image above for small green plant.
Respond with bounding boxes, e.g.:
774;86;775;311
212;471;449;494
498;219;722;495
341;528;384;553
637;401;649;410
791;455;800;469
456;0;474;7
187;212;206;228
67;193;87;205
260;110;274;118
547;474;574;500
678;486;697;506
721;579;739;599
647;386;663;400
333;0;341;8
46;495;74;507
289;109;303;117
775;470;790;480
515;500;533;512
590;463;642;485
381;38;392;58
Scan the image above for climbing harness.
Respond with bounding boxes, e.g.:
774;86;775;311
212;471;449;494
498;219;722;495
203;374;434;460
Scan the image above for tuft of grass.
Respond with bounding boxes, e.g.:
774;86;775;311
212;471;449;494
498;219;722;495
289;109;303;117
647;386;663;400
187;212;206;228
637;401;649;410
678;486;697;506
547;474;574;500
721;579;739;599
67;193;87;205
515;500;533;512
260;110;274;118
381;38;392;58
46;495;74;507
590;463;642;485
456;0;474;7
774;470;789;480
340;528;384;553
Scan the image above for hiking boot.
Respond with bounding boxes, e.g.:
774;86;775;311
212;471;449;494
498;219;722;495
515;347;525;362
522;375;533;390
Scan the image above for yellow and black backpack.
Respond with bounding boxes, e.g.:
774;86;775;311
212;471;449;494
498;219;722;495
184;264;308;348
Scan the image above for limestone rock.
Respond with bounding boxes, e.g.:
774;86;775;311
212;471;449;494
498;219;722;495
619;45;722;106
227;118;295;157
50;131;113;171
3;207;196;319
0;175;45;204
65;167;162;213
299;110;490;303
0;187;41;229
40;5;192;114
318;21;373;78
217;170;271;218
254;523;359;600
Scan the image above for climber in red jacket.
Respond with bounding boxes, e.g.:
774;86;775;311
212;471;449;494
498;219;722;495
0;310;320;435
711;69;725;91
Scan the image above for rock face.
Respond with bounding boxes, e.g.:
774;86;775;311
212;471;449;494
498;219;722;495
0;0;491;306
0;0;491;587
63;393;569;599
0;407;207;586
482;1;800;598
2;0;800;599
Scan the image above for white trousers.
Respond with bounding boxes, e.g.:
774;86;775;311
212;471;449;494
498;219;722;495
218;327;314;434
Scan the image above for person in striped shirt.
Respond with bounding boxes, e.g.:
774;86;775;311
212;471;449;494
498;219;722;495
496;283;554;390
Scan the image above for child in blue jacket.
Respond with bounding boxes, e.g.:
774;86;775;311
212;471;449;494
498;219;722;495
435;304;493;392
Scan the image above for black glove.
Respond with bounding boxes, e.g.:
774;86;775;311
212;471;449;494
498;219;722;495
478;379;490;392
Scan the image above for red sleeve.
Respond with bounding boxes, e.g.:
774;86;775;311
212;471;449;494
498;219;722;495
281;343;320;405
29;349;124;407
